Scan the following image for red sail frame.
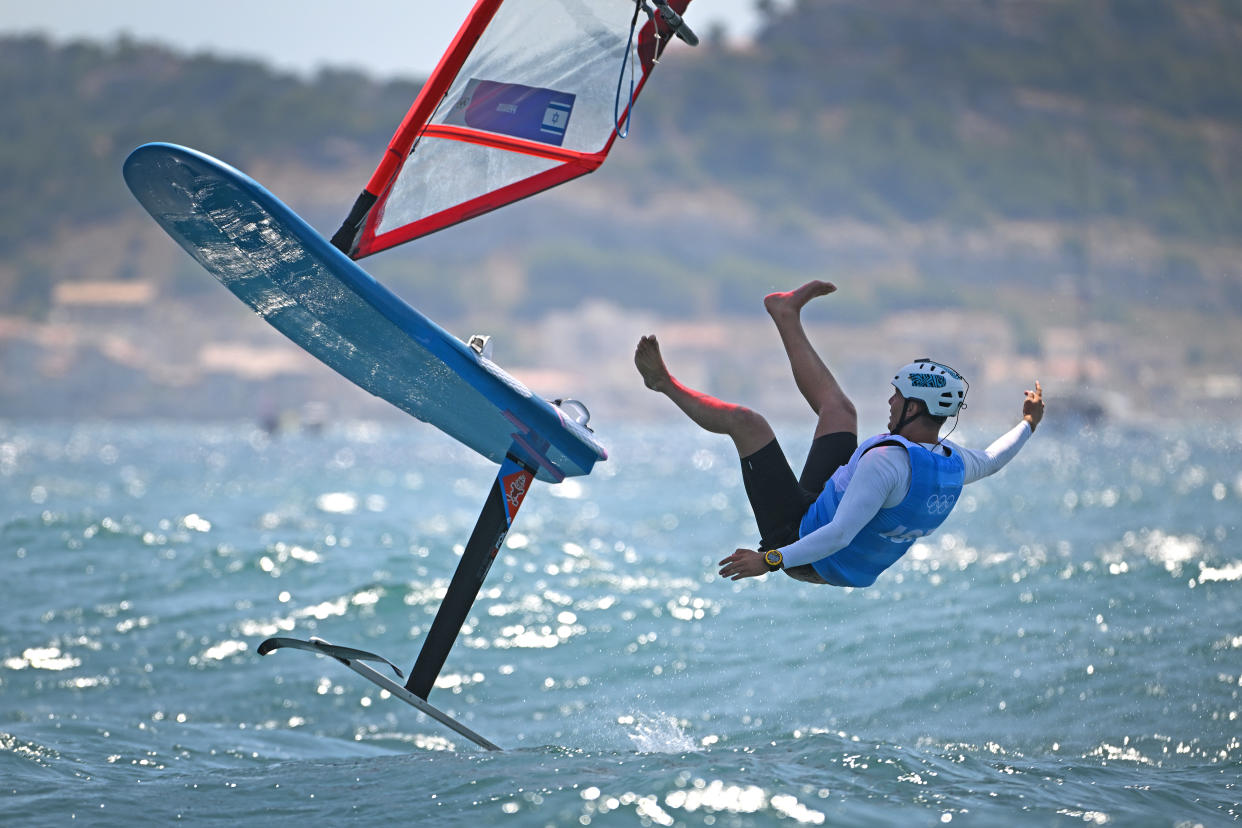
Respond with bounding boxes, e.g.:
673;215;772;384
340;0;691;260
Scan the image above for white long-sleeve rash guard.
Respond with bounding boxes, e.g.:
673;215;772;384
780;421;1033;568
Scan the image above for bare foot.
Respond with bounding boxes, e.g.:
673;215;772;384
764;280;837;321
634;335;673;393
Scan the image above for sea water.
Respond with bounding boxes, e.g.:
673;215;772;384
1;419;1239;826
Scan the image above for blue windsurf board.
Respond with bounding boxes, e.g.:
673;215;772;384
123;143;605;482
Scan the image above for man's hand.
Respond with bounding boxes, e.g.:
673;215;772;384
718;548;769;580
1023;380;1044;432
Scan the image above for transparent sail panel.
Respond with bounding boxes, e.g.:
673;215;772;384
377;137;560;235
435;0;638;154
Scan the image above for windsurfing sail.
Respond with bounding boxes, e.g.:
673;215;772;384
331;0;695;258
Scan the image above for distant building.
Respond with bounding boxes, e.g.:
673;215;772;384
50;280;157;326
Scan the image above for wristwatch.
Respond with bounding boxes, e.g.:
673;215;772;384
763;549;783;572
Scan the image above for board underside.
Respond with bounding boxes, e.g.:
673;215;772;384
123;143;605;482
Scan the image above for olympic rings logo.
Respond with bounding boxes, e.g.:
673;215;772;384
925;493;957;514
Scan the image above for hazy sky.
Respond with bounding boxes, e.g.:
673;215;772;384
1;1;773;78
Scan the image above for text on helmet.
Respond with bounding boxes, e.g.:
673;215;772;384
906;372;947;388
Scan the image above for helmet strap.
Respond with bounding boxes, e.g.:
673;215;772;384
893;399;920;435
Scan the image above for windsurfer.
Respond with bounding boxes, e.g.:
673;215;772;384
634;281;1044;586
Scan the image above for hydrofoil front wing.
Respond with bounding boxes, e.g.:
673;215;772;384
258;636;500;751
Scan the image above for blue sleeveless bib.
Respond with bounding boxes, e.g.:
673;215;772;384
798;434;965;587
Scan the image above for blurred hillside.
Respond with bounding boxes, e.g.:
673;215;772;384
1;0;1239;425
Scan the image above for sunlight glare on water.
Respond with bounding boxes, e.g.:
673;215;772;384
0;420;1239;825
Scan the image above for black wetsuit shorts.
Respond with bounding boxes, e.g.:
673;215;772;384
739;431;857;582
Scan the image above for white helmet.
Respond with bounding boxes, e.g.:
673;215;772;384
892;358;968;417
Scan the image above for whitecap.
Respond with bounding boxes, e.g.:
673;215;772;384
623;711;697;754
202;640;248;661
4;646;80;671
1196;560;1242;583
315;492;358;514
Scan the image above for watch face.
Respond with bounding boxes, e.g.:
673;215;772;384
764;550;782;568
